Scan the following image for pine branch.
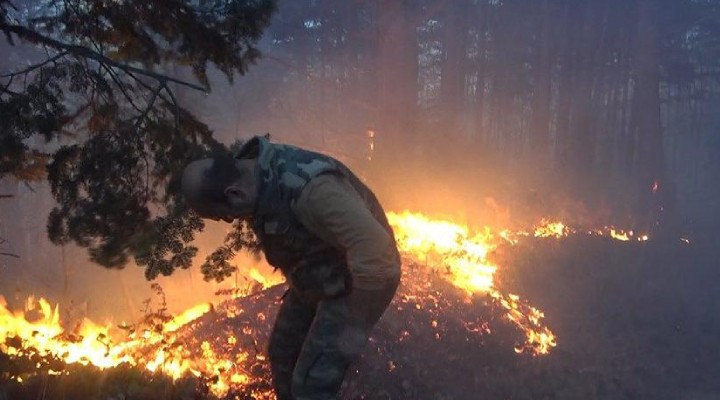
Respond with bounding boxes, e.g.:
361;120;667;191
2;73;14;90
135;83;163;130
97;62;145;114
0;22;207;92
163;82;181;131
0;86;20;95
118;64;182;131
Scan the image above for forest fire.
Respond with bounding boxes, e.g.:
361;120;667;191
2;295;235;394
0;211;652;397
387;211;557;355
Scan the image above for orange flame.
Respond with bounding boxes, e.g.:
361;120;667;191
2;209;659;394
533;219;569;238
608;229;649;242
0;277;279;396
387;211;557;355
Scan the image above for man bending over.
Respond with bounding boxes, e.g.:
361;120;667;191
181;135;401;399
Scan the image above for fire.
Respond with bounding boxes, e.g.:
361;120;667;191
0;296;123;368
0;279;279;397
386;212;496;293
608;229;649;242
533;219;569;238
1;209;659;396
248;267;283;288
384;212;653;355
387;211;557;355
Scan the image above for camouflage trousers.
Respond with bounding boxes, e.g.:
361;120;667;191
268;275;400;400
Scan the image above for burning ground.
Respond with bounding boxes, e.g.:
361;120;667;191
1;212;719;400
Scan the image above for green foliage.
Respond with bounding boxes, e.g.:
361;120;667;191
200;218;261;282
0;0;277;279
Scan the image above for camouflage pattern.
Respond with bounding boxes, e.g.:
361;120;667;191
237;135;398;299
268;276;400;400
235;136;400;399
267;289;316;400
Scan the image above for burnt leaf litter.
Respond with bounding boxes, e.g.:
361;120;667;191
2;235;718;400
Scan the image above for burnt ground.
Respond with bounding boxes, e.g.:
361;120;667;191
199;233;720;400
2;234;719;400
337;234;720;400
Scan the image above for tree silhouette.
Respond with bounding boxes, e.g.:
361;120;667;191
0;0;276;278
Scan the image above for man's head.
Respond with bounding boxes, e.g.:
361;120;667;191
181;151;259;222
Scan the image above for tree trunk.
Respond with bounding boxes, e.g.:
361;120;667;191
568;0;605;188
530;0;555;159
439;0;469;138
632;0;674;233
473;0;489;145
376;0;418;160
555;0;580;170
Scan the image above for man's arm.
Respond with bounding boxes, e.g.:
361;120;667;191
292;174;400;291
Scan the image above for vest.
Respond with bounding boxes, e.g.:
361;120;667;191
237;136;398;298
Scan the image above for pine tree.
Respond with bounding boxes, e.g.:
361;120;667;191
0;0;277;278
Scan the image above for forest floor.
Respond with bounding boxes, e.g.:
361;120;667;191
2;233;719;400
342;233;720;400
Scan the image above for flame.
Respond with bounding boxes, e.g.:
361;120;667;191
248;267;283;288
164;303;212;332
0;284;277;396
387;211;557;355
1;210;660;395
533;219;569;238
0;296;123;368
608;229;649;242
610;229;631;241
387;211;496;293
384;212;652;354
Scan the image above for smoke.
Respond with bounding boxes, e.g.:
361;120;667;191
0;178;277;322
3;0;720;326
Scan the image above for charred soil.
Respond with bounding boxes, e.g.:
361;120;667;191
2;236;719;400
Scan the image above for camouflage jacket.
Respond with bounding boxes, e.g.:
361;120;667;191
236;136;397;298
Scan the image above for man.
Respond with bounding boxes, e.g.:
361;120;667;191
181;135;401;400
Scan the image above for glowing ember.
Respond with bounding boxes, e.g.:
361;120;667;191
608;229;649;242
609;229;631;241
